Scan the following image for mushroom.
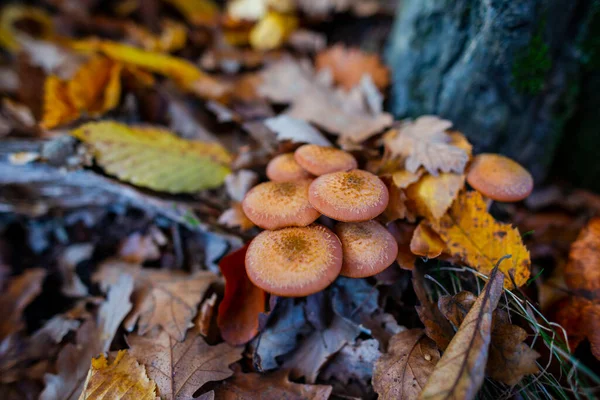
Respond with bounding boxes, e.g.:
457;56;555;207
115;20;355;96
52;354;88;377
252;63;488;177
242;180;320;230
467;153;533;202
245;225;343;297
335;220;398;277
309;169;389;222
266;153;312;182
294;144;358;176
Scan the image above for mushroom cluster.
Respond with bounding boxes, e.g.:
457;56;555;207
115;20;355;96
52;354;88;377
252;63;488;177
242;144;399;297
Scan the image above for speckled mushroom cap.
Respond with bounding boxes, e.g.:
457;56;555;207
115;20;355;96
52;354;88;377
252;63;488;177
309;169;389;222
335;220;398;278
242;180;320;230
245;225;343;297
294;144;358;176
266;153;312;182
467;153;533;202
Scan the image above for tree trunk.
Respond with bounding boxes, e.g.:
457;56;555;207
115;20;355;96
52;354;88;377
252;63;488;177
385;0;597;183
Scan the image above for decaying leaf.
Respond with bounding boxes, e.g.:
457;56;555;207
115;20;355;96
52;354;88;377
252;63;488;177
321;339;382;385
316;44;390;90
78;350;157;400
218;245;266;346
71;121;231;194
214;367;332;400
384;116;469;176
565;217;600;297
0;268;45;340
553;296;600;360
406;173;465;221
410;221;445;258
432;191;531;287
420;267;505;400
373;329;440;400
128;329;242;400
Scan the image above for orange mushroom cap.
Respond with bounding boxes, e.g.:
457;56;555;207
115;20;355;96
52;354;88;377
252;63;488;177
467;153;533;202
266;153;312;182
294;144;358;176
242;180;320;230
335;220;398;278
245;225;343;297
309;169;389;222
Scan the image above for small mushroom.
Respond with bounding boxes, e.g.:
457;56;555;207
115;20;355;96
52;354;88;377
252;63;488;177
266;153;312;182
242;180;320;230
245;225;343;297
467;153;533;202
294;144;358;176
335;220;398;278
309;169;389;222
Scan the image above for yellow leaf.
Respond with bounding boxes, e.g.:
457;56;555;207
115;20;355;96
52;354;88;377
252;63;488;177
125;19;187;52
78;350;157;400
40;76;79;129
71;121;231;193
391;168;423;189
410;221;445;258
432;191;530;287
406;173;465;220
0;5;54;51
67;56;122;114
249;11;298;51
163;0;220;26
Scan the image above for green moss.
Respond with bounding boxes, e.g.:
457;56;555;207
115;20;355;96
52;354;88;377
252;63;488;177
511;23;552;96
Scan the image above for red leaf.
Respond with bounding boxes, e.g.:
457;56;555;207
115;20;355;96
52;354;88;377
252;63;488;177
217;244;267;346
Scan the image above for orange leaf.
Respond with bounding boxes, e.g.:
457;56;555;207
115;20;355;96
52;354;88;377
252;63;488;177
67;56;122;114
218;244;267;346
432;191;531;287
553;296;600;360
565;217;600;297
410;221;445;258
406;172;465;220
40;75;78;129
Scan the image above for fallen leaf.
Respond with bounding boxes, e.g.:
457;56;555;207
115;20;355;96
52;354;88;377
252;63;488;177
259;58;392;145
78;350;157;400
128;329;242;400
118;232;161;264
214;367;332;400
250;11;298;51
373;329;440;400
125;19;187;52
432;191;531;287
410;221;445;258
57;244;93;297
553;296;600;360
0;269;45;340
264;115;332;147
316;44;390;90
384;116;469;176
406;173;465;221
420;267;505;400
321;339;381;384
94;261;218;342
40;75;79;129
162;0;219;26
565;217;600;297
196;293;217;337
387;221;417;270
218;245;266;346
71;121;231;194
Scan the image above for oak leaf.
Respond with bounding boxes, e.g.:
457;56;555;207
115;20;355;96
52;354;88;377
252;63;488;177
0;268;45;340
214;367;332;400
419;267;505;400
373;329;440;400
78;350;157;400
127;329;242;400
384;116;469;176
410;221;445;258
565;217;600;297
406;173;465;221
432;191;531;287
218;245;266;346
316;44;390;90
71;121;231;194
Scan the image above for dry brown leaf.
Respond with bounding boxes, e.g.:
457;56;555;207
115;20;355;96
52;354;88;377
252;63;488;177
384;116;469;176
373;329;440;400
259;58;392;145
406;173;465;221
316;44;390;90
128;329;242;400
118;232;161;264
410;222;445;259
78;350;157;400
565;217;600;297
0;269;45;340
214;367;332;400
94;261;217;342
432;191;531;287
381;176;412;223
420;267;505;400
553;296;600;360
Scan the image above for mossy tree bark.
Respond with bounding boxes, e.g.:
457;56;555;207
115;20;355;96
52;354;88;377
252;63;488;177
385;0;598;184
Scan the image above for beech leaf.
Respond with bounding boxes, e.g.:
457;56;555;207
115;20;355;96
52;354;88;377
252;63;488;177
419;266;505;400
71;121;231;194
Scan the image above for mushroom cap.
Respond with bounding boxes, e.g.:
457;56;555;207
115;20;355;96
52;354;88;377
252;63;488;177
309;169;389;222
467;153;533;202
242;180;320;230
294;144;358;176
335;220;398;278
266;153;312;182
245;225;343;297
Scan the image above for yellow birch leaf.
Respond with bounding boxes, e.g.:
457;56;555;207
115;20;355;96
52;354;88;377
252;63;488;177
71;121;231;193
406;173;465;220
432;191;531;287
40;76;79;129
78;350;157;400
249;11;298;51
0;5;54;51
410;221;445;258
